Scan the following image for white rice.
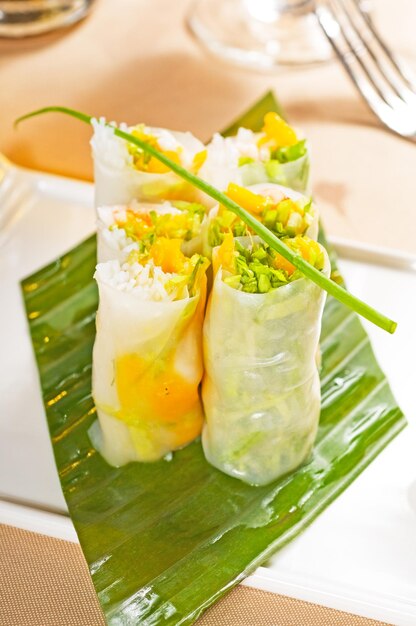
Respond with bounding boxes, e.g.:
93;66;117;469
95;259;181;301
91;118;133;170
198;133;240;190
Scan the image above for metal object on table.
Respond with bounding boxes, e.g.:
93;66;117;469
0;0;94;38
316;0;416;140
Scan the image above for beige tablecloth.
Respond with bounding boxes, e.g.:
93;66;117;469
0;0;414;624
0;524;390;626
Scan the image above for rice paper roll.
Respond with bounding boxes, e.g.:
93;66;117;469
203;182;318;259
91;249;209;466
97;199;206;263
202;235;330;485
91;118;207;207
200;112;310;194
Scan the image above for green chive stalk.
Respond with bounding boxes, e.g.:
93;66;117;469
15;106;397;334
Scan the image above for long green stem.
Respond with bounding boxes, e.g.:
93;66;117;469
15;106;397;334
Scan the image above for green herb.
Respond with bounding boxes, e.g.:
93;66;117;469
15;106;397;333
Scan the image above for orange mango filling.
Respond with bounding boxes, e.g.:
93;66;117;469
129;126;206;176
130;127;182;173
148;238;186;274
115;352;203;451
272;253;296;276
274;237;323;275
119;209;153;239
226;183;302;223
117;206;203;244
116;353;201;423
258;112;298;148
214;233;236;275
191;149;207;173
226;183;270;215
294;236;319;263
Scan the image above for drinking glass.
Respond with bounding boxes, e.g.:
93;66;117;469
0;0;93;38
187;0;333;68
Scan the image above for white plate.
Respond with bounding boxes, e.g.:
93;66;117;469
1;159;415;626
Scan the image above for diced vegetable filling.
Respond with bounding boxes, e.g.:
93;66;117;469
127;239;209;299
216;233;325;294
127;124;207;173
110;201;205;252
233;112;307;168
258;112;306;164
208;183;313;247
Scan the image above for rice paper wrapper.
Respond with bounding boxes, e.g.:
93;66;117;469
91;273;206;466
202;247;330;485
96;204;205;264
240;148;310;194
91;122;206;207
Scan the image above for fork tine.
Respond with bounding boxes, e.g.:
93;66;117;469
316;2;414;137
316;3;391;116
339;0;416;104
329;0;403;109
352;0;416;92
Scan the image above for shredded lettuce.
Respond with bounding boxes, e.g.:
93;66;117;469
220;238;324;294
208;195;313;248
114;202;205;252
270;139;307;164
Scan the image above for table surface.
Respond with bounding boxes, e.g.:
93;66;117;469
0;1;415;624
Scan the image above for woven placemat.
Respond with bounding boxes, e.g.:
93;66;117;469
0;523;391;626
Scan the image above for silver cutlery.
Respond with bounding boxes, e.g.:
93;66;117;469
315;0;416;140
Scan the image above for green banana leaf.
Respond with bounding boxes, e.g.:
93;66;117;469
22;93;405;626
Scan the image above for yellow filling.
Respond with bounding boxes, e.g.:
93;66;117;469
129;125;207;175
257;112;298;148
149;238;186;274
226;183;270;215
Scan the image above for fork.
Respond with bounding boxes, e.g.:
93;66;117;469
315;0;416;140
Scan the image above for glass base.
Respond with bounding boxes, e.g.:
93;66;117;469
187;0;333;69
0;0;93;38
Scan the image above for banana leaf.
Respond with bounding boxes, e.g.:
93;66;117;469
22;93;406;626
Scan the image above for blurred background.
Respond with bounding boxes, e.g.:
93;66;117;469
0;0;415;252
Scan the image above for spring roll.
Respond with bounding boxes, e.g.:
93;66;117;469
200;112;310;194
97;199;207;263
203;182;318;259
202;234;330;485
91;118;207;207
91;244;209;466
